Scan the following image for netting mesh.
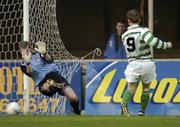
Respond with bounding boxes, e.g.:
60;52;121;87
0;0;23;60
29;0;76;60
0;0;79;115
0;0;76;60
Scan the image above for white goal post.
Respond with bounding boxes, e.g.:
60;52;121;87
148;0;154;57
23;0;30;114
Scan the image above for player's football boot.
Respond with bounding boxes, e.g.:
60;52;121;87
121;103;130;117
71;108;81;115
137;111;145;116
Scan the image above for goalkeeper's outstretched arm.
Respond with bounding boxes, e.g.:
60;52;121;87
20;63;32;77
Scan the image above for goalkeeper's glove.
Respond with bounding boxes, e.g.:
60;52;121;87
35;41;46;55
21;51;32;64
167;42;172;49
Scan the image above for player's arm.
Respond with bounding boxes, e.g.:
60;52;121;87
20;51;32;76
20;63;32;77
26;63;32;73
142;28;172;49
104;33;115;59
35;41;53;62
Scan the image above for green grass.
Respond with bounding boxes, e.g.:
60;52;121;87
0;116;180;127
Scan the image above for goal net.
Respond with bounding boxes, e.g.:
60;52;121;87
0;0;80;115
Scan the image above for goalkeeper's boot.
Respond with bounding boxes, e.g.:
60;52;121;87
71;108;81;115
137;111;145;116
70;101;81;115
121;103;130;117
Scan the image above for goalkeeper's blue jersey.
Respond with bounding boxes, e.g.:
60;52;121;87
29;52;60;87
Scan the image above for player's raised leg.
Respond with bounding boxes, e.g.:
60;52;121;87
39;79;81;115
63;86;81;115
138;82;150;116
121;82;137;116
51;74;81;115
37;71;81;115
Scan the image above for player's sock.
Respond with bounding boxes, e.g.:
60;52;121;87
140;91;150;112
70;100;81;115
122;89;133;104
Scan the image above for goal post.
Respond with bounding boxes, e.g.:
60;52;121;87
23;0;30;114
148;0;154;57
148;0;154;33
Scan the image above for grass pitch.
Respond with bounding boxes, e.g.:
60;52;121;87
0;116;179;127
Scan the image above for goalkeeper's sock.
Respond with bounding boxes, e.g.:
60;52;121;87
122;89;133;104
70;100;81;115
140;91;150;112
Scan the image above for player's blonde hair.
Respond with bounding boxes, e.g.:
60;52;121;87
127;9;141;23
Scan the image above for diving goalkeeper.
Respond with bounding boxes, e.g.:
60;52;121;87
19;41;80;115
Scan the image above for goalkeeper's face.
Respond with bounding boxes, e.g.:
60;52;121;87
20;46;31;57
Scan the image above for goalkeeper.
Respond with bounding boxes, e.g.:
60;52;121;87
19;41;80;115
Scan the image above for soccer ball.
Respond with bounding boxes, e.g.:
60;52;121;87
6;102;20;115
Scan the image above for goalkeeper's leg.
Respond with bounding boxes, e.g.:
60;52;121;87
49;82;81;115
63;86;81;115
121;82;137;116
40;80;81;115
138;82;150;116
38;72;81;115
51;74;81;115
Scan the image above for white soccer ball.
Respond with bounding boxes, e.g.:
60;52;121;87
6;102;20;115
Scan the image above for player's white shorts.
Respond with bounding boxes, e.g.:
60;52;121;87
124;60;156;84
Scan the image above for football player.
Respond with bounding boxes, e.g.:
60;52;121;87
19;41;81;115
121;9;172;116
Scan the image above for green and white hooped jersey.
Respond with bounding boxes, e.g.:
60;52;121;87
122;24;169;62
